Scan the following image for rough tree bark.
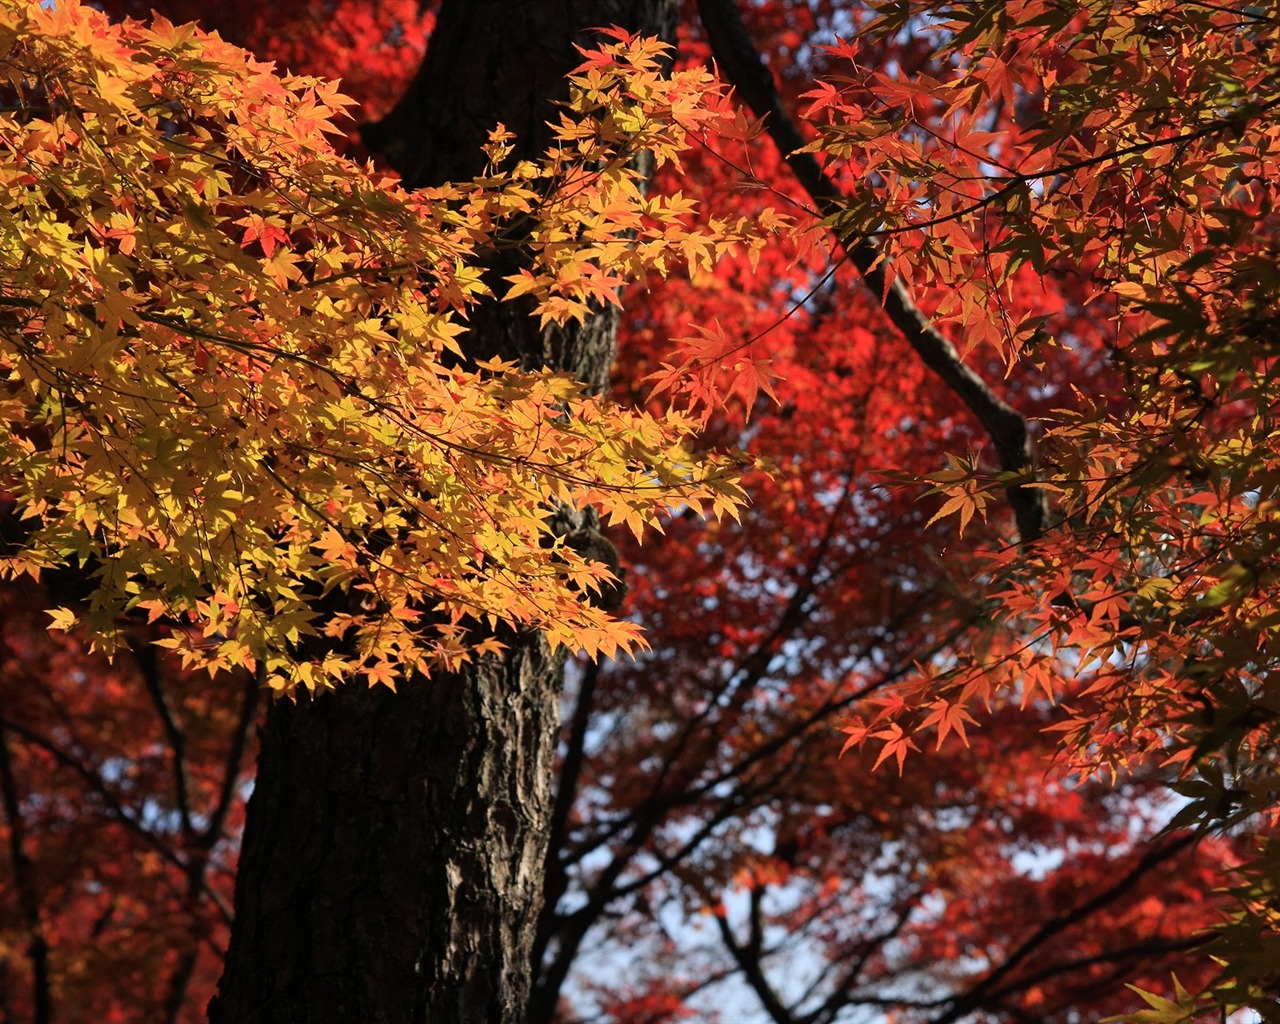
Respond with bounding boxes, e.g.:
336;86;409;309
208;3;676;1023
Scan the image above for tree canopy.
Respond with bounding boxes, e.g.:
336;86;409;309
0;0;753;689
1;0;1278;1022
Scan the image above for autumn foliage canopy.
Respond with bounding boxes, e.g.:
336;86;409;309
1;0;1279;1021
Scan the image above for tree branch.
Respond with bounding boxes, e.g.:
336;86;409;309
199;665;261;851
133;636;195;838
928;833;1202;1024
0;724;52;1024
696;0;1046;542
716;885;800;1024
0;714;234;925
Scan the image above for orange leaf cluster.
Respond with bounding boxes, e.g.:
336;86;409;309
0;2;765;693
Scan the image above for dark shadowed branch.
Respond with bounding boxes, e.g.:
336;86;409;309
697;0;1046;543
0;722;52;1024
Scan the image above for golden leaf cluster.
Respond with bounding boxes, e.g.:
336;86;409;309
0;2;758;693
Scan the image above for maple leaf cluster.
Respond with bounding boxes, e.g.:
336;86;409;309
0;1;759;693
811;0;1280;1015
1;0;1278;1021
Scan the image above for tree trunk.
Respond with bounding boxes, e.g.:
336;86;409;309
208;2;676;1023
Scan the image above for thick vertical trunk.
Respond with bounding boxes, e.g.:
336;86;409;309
209;644;564;1024
209;3;676;1023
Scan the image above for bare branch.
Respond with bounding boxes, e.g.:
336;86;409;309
133;636;195;838
200;666;261;851
716;886;800;1024
928;833;1202;1024
0;723;52;1024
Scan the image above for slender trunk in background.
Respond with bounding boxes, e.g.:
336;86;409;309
208;2;677;1022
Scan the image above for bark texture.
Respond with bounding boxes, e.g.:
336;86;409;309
209;2;676;1023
